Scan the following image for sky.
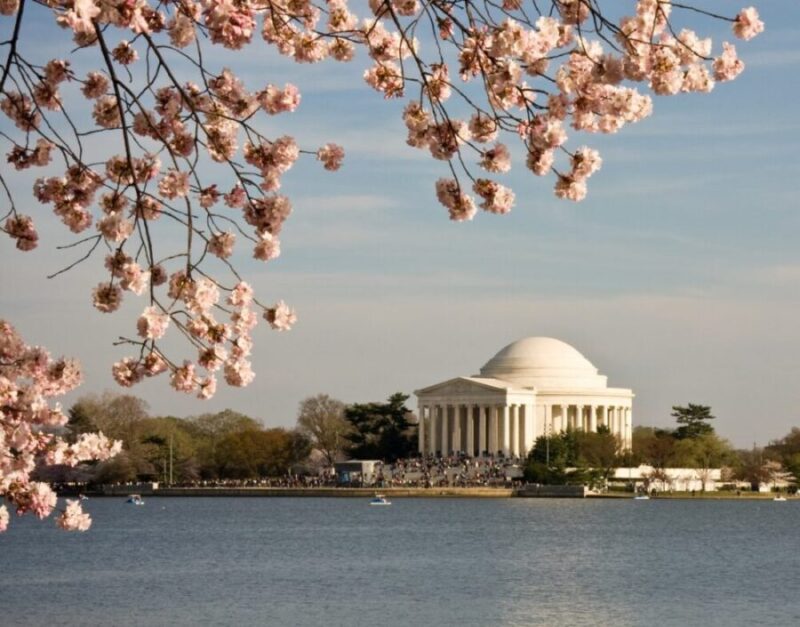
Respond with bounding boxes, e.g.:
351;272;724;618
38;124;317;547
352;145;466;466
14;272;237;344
2;2;799;447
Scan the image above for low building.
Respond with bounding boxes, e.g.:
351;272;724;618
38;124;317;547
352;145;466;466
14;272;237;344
612;466;723;492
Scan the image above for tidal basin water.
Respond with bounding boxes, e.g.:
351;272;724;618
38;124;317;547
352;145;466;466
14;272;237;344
2;497;799;626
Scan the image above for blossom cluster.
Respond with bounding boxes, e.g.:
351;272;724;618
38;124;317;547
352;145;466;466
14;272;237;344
0;321;122;532
374;2;765;218
0;0;347;398
0;0;763;401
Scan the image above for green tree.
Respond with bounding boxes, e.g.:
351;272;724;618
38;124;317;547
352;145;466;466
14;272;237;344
673;433;733;491
633;426;676;469
296;394;351;465
576;426;621;483
188;409;263;478
671;404;715;440
137;416;199;484
214;428;311;478
345;393;417;462
525;430;579;485
524;428;622;486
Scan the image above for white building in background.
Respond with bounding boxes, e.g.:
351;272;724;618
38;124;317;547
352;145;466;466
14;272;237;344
613;466;723;492
415;337;634;457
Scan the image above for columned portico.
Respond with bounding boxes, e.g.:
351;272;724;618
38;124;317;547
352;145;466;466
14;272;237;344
416;337;635;457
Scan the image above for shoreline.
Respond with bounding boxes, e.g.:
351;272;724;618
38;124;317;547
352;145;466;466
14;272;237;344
69;486;799;500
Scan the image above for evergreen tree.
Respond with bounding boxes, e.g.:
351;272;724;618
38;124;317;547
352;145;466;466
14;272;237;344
344;393;417;462
672;404;716;439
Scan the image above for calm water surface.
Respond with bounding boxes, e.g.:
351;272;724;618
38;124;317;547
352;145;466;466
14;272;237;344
1;497;799;626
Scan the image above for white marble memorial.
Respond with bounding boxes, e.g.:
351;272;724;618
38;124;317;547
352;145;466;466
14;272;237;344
415;337;634;457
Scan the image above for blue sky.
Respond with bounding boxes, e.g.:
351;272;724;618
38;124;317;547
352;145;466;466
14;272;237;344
2;2;799;447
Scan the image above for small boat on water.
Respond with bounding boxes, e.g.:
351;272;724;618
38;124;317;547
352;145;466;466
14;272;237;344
773;496;787;502
78;494;89;501
127;494;145;505
369;494;391;506
633;495;650;500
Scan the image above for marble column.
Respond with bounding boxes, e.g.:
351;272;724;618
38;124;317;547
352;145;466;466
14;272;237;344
466;405;475;456
510;405;519;457
488;406;498;455
418;404;425;454
560;405;568;433
524;403;535;453
452;405;462;454
625;407;632;449
478;405;487;456
428;406;437;455
440;405;449;456
501;405;511;456
589;405;597;432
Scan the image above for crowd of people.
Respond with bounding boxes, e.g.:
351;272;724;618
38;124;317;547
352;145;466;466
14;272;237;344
346;454;526;488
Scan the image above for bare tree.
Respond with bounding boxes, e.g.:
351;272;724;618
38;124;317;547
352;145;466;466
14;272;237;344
296;394;350;466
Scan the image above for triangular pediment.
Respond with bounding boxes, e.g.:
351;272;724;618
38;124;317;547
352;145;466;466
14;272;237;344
415;376;515;397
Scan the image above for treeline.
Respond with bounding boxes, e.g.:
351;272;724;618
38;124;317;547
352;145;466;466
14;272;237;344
41;393;800;491
44;393;312;484
41;391;417;485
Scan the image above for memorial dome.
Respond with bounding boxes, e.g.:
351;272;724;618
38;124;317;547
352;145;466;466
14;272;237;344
479;337;607;389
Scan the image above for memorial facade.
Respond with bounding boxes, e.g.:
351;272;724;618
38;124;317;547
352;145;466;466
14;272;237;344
415;337;634;457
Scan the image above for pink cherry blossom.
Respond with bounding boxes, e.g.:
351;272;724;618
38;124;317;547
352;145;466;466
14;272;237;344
4;215;38;251
56;500;91;531
733;8;764;41
264;301;297;331
81;72;109;99
158;169;190;199
170;360;197;393
435;178;477;222
712;42;745;82
227;281;254;307
473;179;515;214
137;306;170;340
197;375;217;399
209;232;236;259
253;232;281;261
92;283;123;313
223;357;255;387
317;144;345;171
479;143;512;174
1;321;120;532
260;84;302;114
112;357;145;387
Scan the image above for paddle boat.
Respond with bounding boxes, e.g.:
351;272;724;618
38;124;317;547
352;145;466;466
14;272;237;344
633;494;650;500
773;495;787;502
127;494;145;505
369;494;392;506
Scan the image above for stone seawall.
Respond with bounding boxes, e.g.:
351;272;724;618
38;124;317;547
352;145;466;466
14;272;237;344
97;486;515;498
516;485;588;498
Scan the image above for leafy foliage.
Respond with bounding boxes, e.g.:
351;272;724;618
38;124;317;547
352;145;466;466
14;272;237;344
523;427;621;486
344;393;417;462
